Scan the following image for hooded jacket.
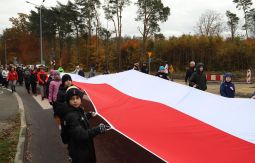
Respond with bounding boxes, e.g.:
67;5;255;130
55;103;101;163
220;74;235;98
189;63;207;91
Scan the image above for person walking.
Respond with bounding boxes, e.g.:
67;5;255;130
30;67;38;95
23;66;31;94
220;73;235;98
7;67;18;93
46;70;56;98
185;61;196;86
0;66;3;87
17;66;24;86
48;71;62;113
189;63;207;91
37;66;48;100
2;67;9;88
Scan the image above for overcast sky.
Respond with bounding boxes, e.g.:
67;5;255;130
0;0;253;37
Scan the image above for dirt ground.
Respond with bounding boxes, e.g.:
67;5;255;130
175;79;255;98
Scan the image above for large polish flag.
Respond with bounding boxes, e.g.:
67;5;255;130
67;70;255;163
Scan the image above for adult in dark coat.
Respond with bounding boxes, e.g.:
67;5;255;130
17;66;24;86
23;66;31;94
58;87;107;163
78;68;85;77
189;63;207;91
185;61;196;86
30;67;38;95
220;73;235;98
141;63;149;74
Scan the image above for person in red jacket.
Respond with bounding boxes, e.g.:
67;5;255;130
37;66;48;100
7;67;18;93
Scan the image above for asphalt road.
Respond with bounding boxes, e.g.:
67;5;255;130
15;86;164;163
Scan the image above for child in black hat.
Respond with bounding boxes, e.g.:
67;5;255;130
61;87;108;163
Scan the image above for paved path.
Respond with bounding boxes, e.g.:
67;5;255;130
15;85;163;163
16;86;69;163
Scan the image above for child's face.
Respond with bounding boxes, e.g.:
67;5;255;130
226;77;231;82
65;80;72;87
69;95;81;108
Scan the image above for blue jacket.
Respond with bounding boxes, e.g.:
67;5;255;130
220;82;235;98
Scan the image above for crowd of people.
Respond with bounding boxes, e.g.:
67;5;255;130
0;62;254;162
0;64;110;163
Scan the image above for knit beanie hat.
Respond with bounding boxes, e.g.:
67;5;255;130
66;86;83;104
54;71;61;80
62;74;72;84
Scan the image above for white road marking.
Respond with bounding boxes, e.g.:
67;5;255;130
32;95;52;110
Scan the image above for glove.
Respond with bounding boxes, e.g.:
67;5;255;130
90;112;97;117
98;123;107;134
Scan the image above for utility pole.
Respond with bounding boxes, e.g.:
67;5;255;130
26;0;46;65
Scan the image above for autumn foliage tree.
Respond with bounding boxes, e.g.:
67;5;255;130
0;1;255;73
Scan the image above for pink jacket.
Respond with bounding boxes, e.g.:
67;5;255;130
48;80;61;103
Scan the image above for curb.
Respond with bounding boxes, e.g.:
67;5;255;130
14;92;27;163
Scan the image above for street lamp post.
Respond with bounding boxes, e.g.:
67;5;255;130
26;0;46;65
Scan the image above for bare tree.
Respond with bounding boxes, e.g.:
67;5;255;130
195;10;224;37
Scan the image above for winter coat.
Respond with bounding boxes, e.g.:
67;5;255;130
185;67;195;83
48;80;62;103
46;76;53;98
141;66;149;74
59;105;101;163
78;70;85;77
30;71;38;83
189;71;207;91
57;84;68;104
37;71;48;85
2;70;9;78
23;69;31;83
220;81;235;98
7;71;18;81
156;72;169;80
17;68;23;82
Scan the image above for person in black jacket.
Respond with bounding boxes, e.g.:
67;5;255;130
30;67;38;95
78;67;85;77
185;61;196;86
57;74;73;104
141;63;149;74
189;63;207;91
59;87;108;163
